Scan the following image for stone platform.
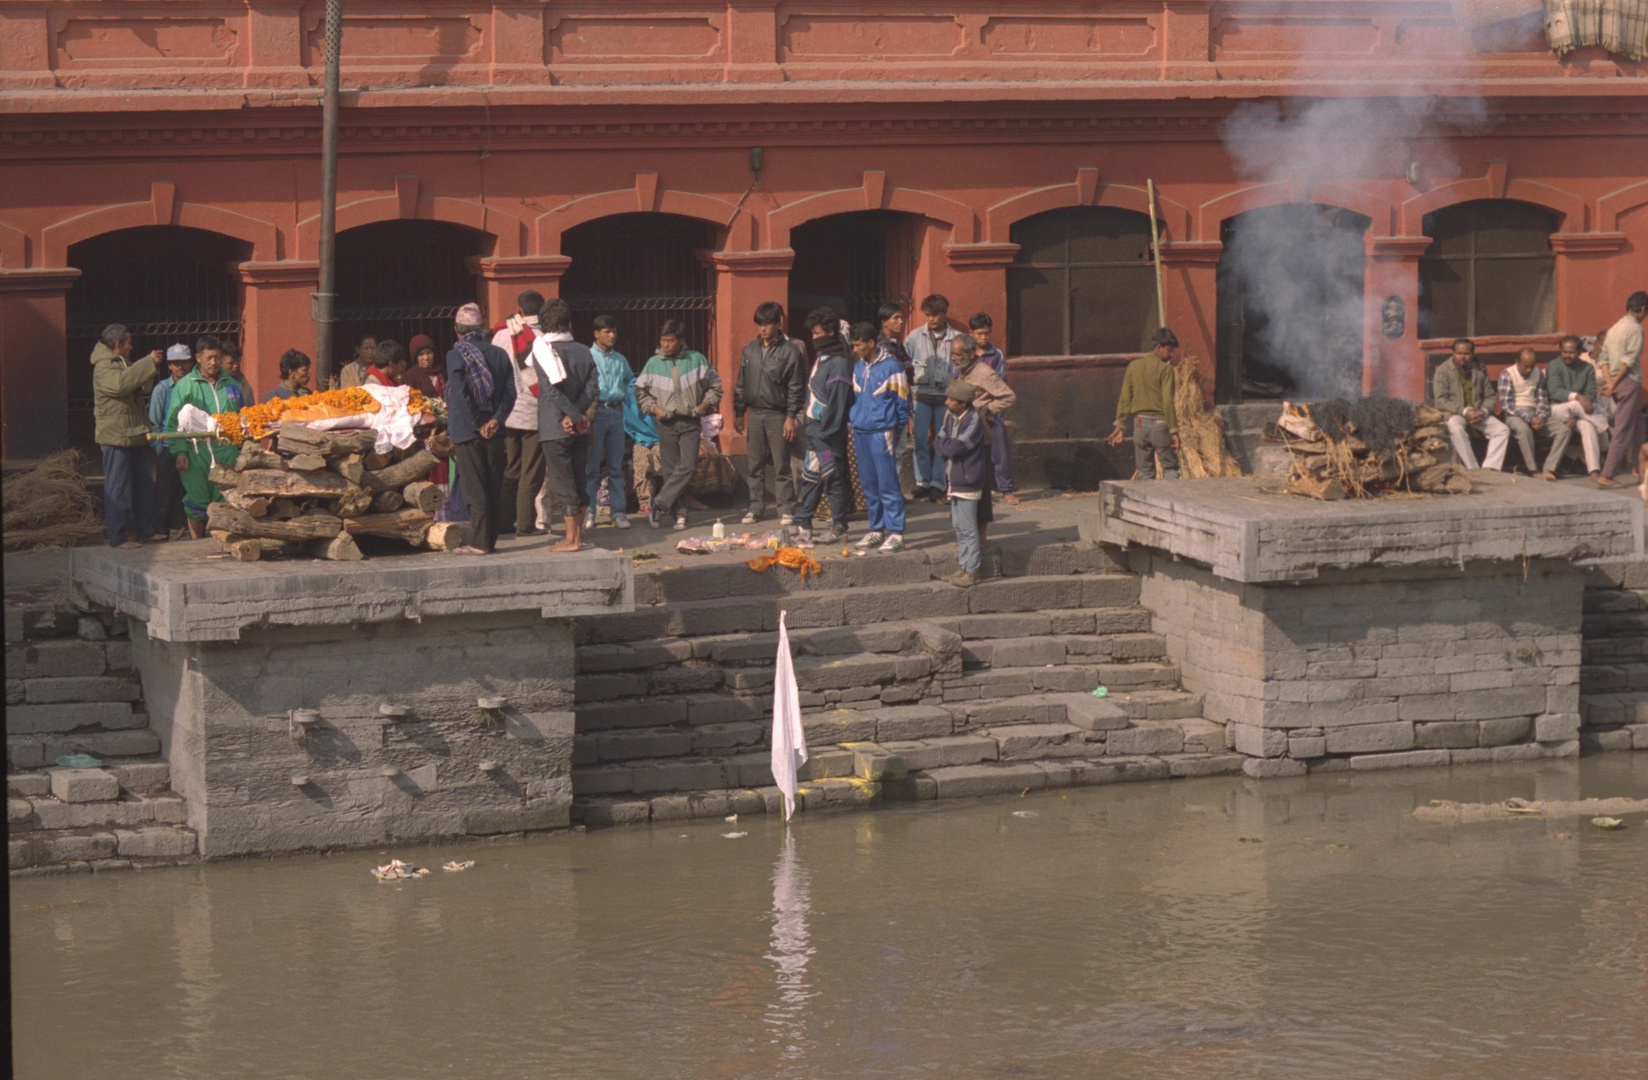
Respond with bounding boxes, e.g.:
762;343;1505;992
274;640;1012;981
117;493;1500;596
1088;476;1644;773
64;542;632;856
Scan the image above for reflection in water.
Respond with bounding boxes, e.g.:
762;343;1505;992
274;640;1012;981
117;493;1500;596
764;830;815;1065
10;755;1648;1080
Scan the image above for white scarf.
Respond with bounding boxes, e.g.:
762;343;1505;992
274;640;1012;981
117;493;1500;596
531;330;574;386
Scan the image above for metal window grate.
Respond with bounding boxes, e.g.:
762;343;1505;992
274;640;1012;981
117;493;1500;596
560;214;717;366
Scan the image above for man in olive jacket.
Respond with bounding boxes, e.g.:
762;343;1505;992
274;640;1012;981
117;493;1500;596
91;323;167;547
1433;337;1509;471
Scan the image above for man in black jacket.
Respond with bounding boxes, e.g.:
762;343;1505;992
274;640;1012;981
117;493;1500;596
446;303;517;555
533;297;599;552
791;310;859;548
734;301;807;525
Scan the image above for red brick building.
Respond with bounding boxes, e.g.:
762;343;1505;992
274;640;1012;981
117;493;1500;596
2;1;1644;476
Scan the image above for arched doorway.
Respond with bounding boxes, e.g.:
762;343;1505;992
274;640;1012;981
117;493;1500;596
1418;199;1558;340
1006;206;1157;357
334;220;489;364
788;210;921;334
65;225;249;449
1215;203;1372;402
560;213;717;365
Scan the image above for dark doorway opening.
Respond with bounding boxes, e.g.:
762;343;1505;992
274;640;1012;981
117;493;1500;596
334;220;488;367
1006;206;1157;357
560;213;718;368
65;226;248;450
1215;204;1371;403
788;211;920;335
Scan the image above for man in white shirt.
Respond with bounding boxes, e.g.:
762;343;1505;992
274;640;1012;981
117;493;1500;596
1597;290;1647;487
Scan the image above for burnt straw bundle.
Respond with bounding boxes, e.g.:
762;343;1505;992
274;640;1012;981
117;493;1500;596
1268;399;1470;500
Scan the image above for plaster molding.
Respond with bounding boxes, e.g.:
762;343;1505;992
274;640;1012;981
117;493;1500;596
535;181;744;254
0;220;27;268
985;172;1192;244
1198;180;1394;238
1598;180;1648;233
297;194;524;259
767;182;975;249
1549;233;1628;255
709;249;795;274
42;200;278;266
0;267;81;294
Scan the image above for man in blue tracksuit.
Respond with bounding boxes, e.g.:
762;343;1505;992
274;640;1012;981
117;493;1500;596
849;323;911;552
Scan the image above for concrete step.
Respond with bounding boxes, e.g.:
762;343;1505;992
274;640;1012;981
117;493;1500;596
937;662;1182;701
1581;691;1648;728
1110;688;1206;721
578;574;1144;645
1581;611;1648;636
1580;662;1648;694
9;789;188;832
9;824;199;871
7;729;163;772
960;632;1165;668
1583;638;1648;664
1582;588;1648;615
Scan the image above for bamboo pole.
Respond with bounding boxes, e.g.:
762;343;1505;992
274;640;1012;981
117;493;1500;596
1147;178;1166;329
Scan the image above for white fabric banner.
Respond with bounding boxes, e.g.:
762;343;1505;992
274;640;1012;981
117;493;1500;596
770;610;809;822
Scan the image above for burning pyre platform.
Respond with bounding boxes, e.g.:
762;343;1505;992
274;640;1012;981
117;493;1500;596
1088;475;1643;773
67;542;632;856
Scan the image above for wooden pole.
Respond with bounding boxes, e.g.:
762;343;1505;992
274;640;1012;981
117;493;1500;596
1147;179;1166;330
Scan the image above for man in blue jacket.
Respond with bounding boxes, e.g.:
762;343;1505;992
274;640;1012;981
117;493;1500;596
791;309;857;547
850;322;911;552
446;302;517;555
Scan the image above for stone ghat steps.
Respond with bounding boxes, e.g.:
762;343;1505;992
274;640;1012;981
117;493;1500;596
8;761;199;873
573;697;1215;796
572;714;1236;821
1578;573;1648;752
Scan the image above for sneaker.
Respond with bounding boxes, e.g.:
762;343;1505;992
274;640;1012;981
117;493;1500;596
791;527;814;549
855;531;884;550
674;514;689;531
741;511;759;525
583;509;596;530
613;514;631;530
943;569;979;588
878;533;905;553
824;526;849;545
649;507;663;529
779;514;794;526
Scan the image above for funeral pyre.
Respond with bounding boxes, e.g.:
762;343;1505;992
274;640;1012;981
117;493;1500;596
152;384;458;561
1268;397;1473;500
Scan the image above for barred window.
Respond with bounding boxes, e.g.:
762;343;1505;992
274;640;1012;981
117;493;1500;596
1007;207;1157;357
1419;200;1558;339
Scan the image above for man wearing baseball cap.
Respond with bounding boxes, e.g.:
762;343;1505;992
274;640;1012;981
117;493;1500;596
445;302;517;554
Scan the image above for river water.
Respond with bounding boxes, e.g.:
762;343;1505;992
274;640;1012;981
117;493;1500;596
12;755;1648;1080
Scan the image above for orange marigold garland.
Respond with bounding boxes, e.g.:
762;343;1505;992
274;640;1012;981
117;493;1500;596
210;387;402;443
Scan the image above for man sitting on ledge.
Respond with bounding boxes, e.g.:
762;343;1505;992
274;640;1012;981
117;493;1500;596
1543;334;1608;481
1434;337;1509;471
1497;346;1550;477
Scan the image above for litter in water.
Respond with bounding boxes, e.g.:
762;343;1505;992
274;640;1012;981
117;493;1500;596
371;859;431;881
724;814;738;823
442;860;475;872
722;831;747;839
1011;810;1039;818
1592;817;1625;830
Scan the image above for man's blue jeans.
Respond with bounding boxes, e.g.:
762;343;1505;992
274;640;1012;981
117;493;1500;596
912;398;945;490
101;444;157;546
950;496;981;573
585;404;627;513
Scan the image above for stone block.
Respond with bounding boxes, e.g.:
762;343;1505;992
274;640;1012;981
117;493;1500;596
798;777;882;811
1288;735;1326;759
926;763;1048;799
1324;722;1415;754
49;767;120;803
729;753;776;788
1581;729;1632;753
13;640;106;678
844;584;968;624
1232;724;1288;758
1454;686;1547;721
650;666;726;695
666;598;769;637
572;765;636;795
104;641;133;672
686;696;763;725
77;616;108;641
1105;723;1185;756
48;832;119;864
1542;739;1581;758
574;673;648;703
1348;749;1451;771
926;735;999;766
145;795;188;824
988;637;1066;668
577;698;687;732
1059;693;1130;731
1414;721;1478;750
689;722;765;754
881;775;938;802
1478;716;1533;747
990;723;1089;760
1546;684;1581;714
1632;724;1648;749
1490;743;1545;762
1535;712;1581;743
1178;719;1227;754
874;706;953;741
114;827;196;858
1397;695;1457;722
794;656;897;692
8;797;33;824
23;676;142;704
802;712;878;745
109;762;171;793
631;758;733;792
9;702;137;734
8;773;50;797
1309;699;1398;727
795;749;854;781
840;743;909;782
650;791;736;822
595;728;692;762
573;797;651;827
1168;754;1246;778
1242;757;1307;778
460;804;569;835
31;797;150;829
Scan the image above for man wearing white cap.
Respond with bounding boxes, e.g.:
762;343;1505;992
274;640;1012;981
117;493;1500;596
149;343;194;536
445;302;517;554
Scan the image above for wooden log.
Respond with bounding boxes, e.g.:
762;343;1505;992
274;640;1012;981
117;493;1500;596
286;453;326;472
363;449;437;493
207;502;343;540
304;534;364;561
210;530;289;559
371;490;405;513
267;497;303;520
1413;464;1472;495
330;453;365;485
229;468;351;499
278;426;376;458
223;490;271;516
234;443;285;471
364;450;393;470
334;485;373;516
207;464;241;490
426;521;462;552
343;509;434;545
402;481;442;513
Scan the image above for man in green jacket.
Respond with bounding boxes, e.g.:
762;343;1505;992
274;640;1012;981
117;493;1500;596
91;324;168;547
1107;328;1181;479
164;335;248;536
1432;337;1509;471
634;319;722;529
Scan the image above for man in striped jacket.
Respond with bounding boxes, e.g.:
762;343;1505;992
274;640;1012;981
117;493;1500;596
634;320;722;530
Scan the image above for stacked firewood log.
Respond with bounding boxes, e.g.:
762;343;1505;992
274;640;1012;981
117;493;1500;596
203;426;459;561
1269;399;1473;500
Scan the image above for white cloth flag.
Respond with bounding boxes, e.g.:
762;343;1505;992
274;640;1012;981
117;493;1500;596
770;610;808;822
